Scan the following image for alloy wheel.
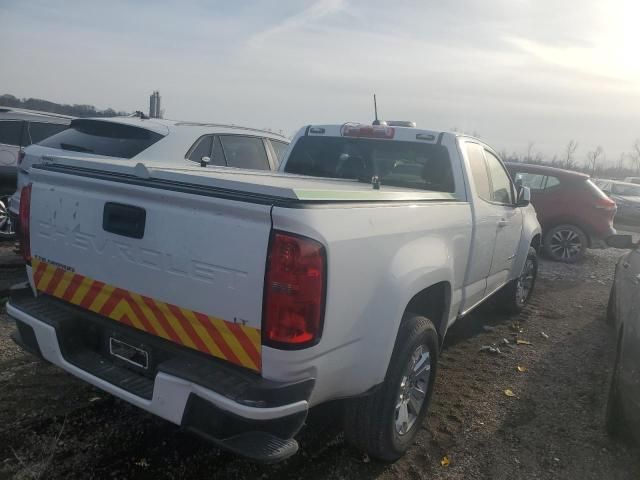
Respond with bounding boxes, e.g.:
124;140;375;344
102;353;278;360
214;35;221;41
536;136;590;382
549;228;582;261
0;196;15;239
395;344;431;435
516;257;536;305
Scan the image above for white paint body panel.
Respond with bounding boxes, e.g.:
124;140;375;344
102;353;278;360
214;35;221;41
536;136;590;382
15;125;541;419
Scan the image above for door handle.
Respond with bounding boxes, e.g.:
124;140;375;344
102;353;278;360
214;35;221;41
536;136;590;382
498;219;509;228
623;261;631;269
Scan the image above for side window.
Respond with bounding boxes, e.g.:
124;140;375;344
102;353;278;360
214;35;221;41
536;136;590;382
484;150;514;204
211;136;226;166
187;135;213;163
270;140;289;165
220;135;270;170
0;120;24;146
513;172;545;191
466;143;491;202
28;122;68;144
545;176;560;189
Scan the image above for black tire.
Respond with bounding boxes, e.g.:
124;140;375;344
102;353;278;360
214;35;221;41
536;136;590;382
543;224;587;263
343;314;439;462
496;246;538;315
606;327;631;440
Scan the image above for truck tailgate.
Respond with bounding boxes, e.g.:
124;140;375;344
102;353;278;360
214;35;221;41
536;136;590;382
27;168;269;372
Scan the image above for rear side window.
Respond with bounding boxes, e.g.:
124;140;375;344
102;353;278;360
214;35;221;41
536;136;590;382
466;143;491;201
220;136;270;170
484;150;514;204
612;183;640;196
187;135;226;166
511;172;561;191
513;172;545;191
28;122;68;144
39;120;164;159
0;120;23;146
285;136;455;192
270;140;289;165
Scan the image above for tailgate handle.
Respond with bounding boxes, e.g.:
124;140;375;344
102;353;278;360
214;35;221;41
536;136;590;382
103;203;146;239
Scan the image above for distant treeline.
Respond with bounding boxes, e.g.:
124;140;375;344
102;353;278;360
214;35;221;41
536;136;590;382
451;128;640;180
499;139;640;180
0;94;129;118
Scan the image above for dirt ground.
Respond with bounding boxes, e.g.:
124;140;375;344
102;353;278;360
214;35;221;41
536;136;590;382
1;241;639;480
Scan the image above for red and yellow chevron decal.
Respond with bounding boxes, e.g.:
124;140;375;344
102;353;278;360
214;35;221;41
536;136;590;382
31;258;261;372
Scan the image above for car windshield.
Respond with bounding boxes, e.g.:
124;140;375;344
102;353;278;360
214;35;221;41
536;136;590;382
284;136;455;192
612;183;640;196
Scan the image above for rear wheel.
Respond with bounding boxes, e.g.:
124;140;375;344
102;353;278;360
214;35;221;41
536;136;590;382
543;224;587;263
343;314;439;462
497;246;538;314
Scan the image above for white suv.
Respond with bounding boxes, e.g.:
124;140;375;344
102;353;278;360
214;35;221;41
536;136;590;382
10;116;289;220
0;107;72;237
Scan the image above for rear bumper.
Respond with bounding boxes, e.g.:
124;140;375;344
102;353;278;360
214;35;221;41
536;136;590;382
588;224;617;249
7;292;312;462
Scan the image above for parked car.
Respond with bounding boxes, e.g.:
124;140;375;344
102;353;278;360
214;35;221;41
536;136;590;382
623;177;640;185
0;107;72;237
505;163;616;262
605;234;640;444
8;116;290;223
8;123;541;463
594;179;640;226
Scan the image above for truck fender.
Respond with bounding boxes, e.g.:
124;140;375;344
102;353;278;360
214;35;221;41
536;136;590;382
367;238;455;388
510;205;542;280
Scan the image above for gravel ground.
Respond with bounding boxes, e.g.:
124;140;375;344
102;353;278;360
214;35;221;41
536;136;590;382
1;242;639;479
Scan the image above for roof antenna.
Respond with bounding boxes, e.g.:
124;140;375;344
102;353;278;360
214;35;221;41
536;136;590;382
372;94;382;125
372;94;387;126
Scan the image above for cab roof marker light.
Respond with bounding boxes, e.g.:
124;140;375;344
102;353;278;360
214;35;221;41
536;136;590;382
416;133;436;141
341;124;395;139
309;127;325;134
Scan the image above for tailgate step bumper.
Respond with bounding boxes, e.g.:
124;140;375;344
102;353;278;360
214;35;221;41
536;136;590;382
214;432;298;463
7;291;314;462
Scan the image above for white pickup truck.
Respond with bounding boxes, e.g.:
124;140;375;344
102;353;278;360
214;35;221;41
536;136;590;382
8;123;541;463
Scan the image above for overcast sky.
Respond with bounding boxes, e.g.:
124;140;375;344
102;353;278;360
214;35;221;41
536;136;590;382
2;0;640;163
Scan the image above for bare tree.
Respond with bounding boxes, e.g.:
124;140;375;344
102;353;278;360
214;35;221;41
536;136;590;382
585;146;604;175
631;140;640;173
616;152;626;171
524;142;535;163
564;140;578;170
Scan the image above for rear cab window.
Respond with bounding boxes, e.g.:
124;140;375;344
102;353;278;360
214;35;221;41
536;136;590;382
38;120;164;159
284;136;455;192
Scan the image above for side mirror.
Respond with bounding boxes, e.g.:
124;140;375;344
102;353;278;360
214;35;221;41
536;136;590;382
200;156;211;168
607;234;636;249
517;186;531;207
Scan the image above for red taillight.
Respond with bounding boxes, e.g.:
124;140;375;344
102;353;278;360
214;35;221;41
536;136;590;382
594;197;616;212
341;124;395;139
19;184;32;263
17;149;26;166
263;231;326;348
